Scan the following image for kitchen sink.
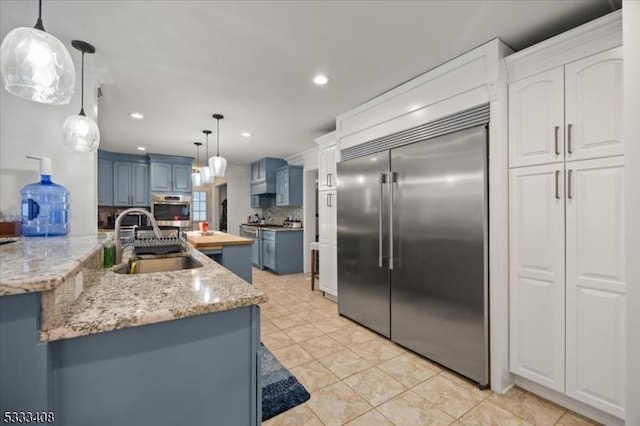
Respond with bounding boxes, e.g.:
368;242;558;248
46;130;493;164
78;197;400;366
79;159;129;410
114;254;203;274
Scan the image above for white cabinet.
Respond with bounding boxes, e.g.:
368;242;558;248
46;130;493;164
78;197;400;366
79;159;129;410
318;191;337;296
509;47;623;168
565;157;625;418
509;164;566;392
319;144;339;191
565;48;623;161
509;67;564;168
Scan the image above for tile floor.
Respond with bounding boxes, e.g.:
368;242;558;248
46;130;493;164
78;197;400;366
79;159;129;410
253;269;600;426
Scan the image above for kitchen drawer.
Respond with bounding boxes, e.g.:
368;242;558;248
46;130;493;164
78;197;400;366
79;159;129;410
262;230;276;241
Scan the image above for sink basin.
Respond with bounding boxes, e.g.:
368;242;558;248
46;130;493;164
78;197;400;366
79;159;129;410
114;254;203;274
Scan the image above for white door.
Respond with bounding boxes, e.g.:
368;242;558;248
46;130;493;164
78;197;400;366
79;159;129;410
319;190;337;296
565;47;623;161
509;164;565;392
565;156;625;418
509;67;564;168
191;187;211;231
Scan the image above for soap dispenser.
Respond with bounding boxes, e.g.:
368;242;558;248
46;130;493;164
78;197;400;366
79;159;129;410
20;156;70;236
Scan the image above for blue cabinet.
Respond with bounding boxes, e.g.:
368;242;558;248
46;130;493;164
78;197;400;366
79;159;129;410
276;165;303;206
260;230;303;275
148;154;194;194
251;194;272;208
113;161;149;207
97;157;113;206
250;158;286;195
99;150;149;207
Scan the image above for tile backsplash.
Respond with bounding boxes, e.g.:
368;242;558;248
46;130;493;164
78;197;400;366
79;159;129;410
260;198;303;225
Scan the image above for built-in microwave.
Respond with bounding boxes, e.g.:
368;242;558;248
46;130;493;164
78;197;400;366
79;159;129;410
151;193;191;228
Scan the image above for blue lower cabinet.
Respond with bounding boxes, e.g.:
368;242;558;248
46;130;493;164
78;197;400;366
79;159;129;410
260;230;303;275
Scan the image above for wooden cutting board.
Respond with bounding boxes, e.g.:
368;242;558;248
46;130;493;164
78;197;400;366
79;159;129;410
187;232;253;250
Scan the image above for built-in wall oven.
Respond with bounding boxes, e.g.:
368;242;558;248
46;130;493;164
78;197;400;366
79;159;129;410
151;194;191;229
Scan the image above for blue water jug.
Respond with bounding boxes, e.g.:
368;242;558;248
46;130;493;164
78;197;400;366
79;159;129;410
20;156;70;236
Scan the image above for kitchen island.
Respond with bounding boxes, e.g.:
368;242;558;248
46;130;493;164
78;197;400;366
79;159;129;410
186;231;253;283
0;235;267;426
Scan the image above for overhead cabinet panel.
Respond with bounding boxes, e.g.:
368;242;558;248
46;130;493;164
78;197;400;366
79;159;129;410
509;67;565;168
565;47;623;161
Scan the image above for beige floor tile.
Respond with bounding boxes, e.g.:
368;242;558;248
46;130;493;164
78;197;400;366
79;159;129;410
263;403;323;426
350;339;405;364
284;324;325;343
377;352;440;387
343;367;407;406
439;370;491;399
261;319;279;335
290;360;340;392
271;313;310;330
556;411;602;426
488;387;565;426
272;344;314;368
306;381;372;426
345;409;394;425
329;326;379;347
413;374;486;418
314;315;357;334
262;330;295;350
377;390;455;426
459;400;533;426
286;301;315;314
299;335;346;358
262;303;293;319
304;307;336;322
319;349;373;379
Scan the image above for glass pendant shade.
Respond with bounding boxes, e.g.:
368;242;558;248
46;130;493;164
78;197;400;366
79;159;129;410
0;27;75;105
200;166;213;183
191;170;202;186
62;114;100;152
209;156;227;177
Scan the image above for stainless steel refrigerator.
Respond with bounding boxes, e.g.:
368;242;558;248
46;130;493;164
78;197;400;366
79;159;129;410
337;125;489;386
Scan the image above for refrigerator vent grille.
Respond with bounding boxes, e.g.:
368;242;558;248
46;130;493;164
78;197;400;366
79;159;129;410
341;104;489;161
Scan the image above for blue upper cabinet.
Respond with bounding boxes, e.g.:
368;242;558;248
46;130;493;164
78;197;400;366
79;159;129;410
250;158;286;195
276;165;303;206
148;154;194;194
97;157;113;206
99;150;149;207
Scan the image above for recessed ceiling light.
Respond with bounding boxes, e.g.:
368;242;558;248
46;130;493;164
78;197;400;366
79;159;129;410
241;132;253;138
129;112;144;119
137;146;146;151
313;74;330;85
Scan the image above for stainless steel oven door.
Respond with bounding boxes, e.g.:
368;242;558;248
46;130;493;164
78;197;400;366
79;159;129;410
151;194;191;228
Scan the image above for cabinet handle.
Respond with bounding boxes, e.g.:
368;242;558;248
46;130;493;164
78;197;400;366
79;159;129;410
554;126;560;155
328;173;334;187
568;169;573;199
555;170;560;199
379;173;387;268
389;172;397;271
327;193;333;207
567;124;573;154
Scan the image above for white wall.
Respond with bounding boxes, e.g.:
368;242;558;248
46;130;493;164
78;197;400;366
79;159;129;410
225;165;253;235
302;168;318;273
0;66;105;235
624;2;640;424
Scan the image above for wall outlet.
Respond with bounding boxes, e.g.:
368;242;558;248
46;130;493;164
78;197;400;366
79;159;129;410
74;271;84;300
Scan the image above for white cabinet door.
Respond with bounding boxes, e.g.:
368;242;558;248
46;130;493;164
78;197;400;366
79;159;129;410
565;156;625;418
565;47;623;161
509;164;565;392
318;190;337;296
319;144;339;191
509;67;564;168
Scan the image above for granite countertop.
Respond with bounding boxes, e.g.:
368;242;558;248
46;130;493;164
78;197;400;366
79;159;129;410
41;248;267;341
0;234;107;295
0;234;267;342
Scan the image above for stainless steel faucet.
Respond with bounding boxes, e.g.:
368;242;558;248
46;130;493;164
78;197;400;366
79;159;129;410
114;208;163;264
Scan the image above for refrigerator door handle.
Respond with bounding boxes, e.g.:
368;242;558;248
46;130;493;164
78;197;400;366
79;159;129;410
378;173;387;267
389;172;397;270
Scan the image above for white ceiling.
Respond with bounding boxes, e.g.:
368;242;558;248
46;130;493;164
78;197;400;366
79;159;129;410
1;0;620;166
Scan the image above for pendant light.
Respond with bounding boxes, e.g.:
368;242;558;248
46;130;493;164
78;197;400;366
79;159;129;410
209;114;227;177
191;142;203;186
62;40;100;152
201;130;213;184
0;0;75;104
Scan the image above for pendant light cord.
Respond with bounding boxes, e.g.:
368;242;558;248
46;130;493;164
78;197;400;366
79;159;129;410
34;0;45;31
216;117;220;156
206;133;209;160
79;51;85;116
